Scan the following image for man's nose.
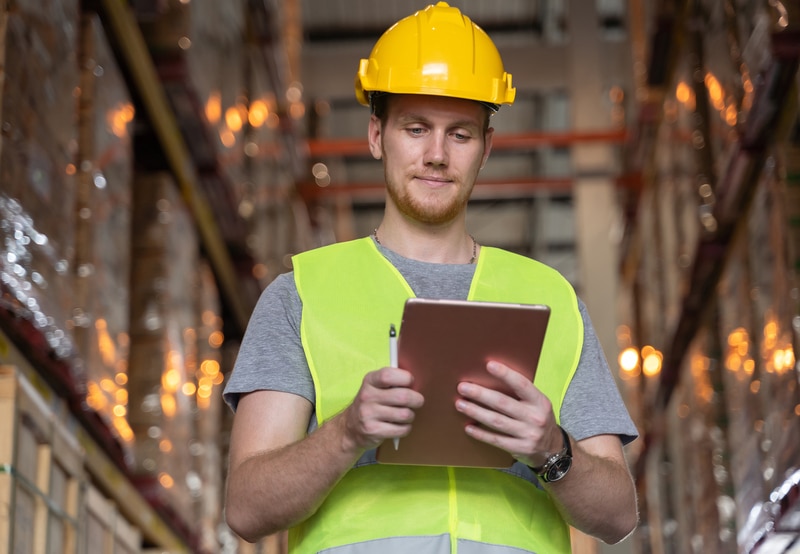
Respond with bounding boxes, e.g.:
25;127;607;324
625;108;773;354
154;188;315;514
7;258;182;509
423;132;448;166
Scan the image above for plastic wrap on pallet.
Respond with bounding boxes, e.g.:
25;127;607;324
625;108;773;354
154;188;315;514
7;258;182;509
647;0;774;329
633;183;664;344
187;0;248;169
661;384;697;552
680;331;738;552
697;2;763;173
745;159;800;481
713;145;800;551
653;166;686;339
132;0;250;175
232;55;292;288
740;469;800;553
651;59;704;340
73;14;135;450
192;261;225;553
718;225;770;534
128;172;225;539
128;173;198;523
0;3;6;123
0;0;80;361
132;0;287;255
785;142;800;286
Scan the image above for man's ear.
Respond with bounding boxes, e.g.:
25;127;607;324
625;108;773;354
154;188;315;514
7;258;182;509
480;127;495;170
368;114;383;160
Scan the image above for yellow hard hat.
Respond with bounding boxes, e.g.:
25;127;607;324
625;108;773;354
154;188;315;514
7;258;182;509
355;2;515;111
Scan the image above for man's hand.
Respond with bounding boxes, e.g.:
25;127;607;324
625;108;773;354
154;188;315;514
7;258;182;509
342;367;425;452
454;360;563;467
455;360;639;543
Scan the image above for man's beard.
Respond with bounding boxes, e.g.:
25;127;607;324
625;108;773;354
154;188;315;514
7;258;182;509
385;174;474;225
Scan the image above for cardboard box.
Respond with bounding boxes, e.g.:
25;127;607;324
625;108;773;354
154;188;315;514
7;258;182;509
0;366;85;553
84;485;142;554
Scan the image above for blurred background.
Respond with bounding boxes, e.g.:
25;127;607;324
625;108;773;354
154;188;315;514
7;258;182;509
1;0;799;552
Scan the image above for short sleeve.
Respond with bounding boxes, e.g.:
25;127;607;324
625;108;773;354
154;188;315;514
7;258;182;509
222;272;314;412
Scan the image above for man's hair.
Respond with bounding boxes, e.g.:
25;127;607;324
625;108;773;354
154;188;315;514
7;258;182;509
371;93;491;136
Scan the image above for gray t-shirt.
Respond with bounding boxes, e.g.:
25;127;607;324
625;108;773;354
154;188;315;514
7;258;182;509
224;242;638;445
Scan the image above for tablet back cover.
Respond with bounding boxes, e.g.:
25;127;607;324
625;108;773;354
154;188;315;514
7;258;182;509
376;298;550;468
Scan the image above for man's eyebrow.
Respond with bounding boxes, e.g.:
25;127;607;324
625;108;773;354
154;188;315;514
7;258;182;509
395;113;482;130
394;112;430;125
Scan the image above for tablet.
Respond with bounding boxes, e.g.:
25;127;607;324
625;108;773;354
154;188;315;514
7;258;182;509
376;298;550;468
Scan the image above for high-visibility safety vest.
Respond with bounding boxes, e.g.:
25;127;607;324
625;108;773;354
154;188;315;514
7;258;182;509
291;238;584;554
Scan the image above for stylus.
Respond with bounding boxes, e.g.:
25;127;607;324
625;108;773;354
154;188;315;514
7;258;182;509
389;324;399;450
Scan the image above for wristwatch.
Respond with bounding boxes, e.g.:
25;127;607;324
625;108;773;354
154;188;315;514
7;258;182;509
531;426;572;483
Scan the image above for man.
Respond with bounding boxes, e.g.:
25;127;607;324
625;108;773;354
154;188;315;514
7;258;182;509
223;3;639;553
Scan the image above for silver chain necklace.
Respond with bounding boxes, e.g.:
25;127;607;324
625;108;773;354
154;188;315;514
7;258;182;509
373;228;478;264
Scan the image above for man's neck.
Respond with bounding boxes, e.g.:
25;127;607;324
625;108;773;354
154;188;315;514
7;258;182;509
373;220;478;265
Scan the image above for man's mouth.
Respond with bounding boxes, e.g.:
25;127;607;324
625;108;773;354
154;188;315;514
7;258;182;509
415;175;453;186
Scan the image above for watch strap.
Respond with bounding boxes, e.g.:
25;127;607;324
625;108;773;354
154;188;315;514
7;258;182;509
530;425;572;483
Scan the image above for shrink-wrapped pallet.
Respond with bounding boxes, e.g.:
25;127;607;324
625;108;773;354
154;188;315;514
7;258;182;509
128;172;199;526
0;0;80;360
192;261;225;552
132;0;251;188
73;13;135;448
742;158;799;487
127;172;225;540
717;232;769;534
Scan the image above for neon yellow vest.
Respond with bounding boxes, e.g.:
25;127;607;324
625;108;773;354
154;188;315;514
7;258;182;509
292;238;583;553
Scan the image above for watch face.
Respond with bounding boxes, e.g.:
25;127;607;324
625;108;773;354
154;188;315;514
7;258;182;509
546;457;572;482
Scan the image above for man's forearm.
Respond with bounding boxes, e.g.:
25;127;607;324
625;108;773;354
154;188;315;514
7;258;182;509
225;414;361;542
544;439;638;544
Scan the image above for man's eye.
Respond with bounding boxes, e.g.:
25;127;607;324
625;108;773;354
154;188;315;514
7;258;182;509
453;132;471;141
408;127;425;135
